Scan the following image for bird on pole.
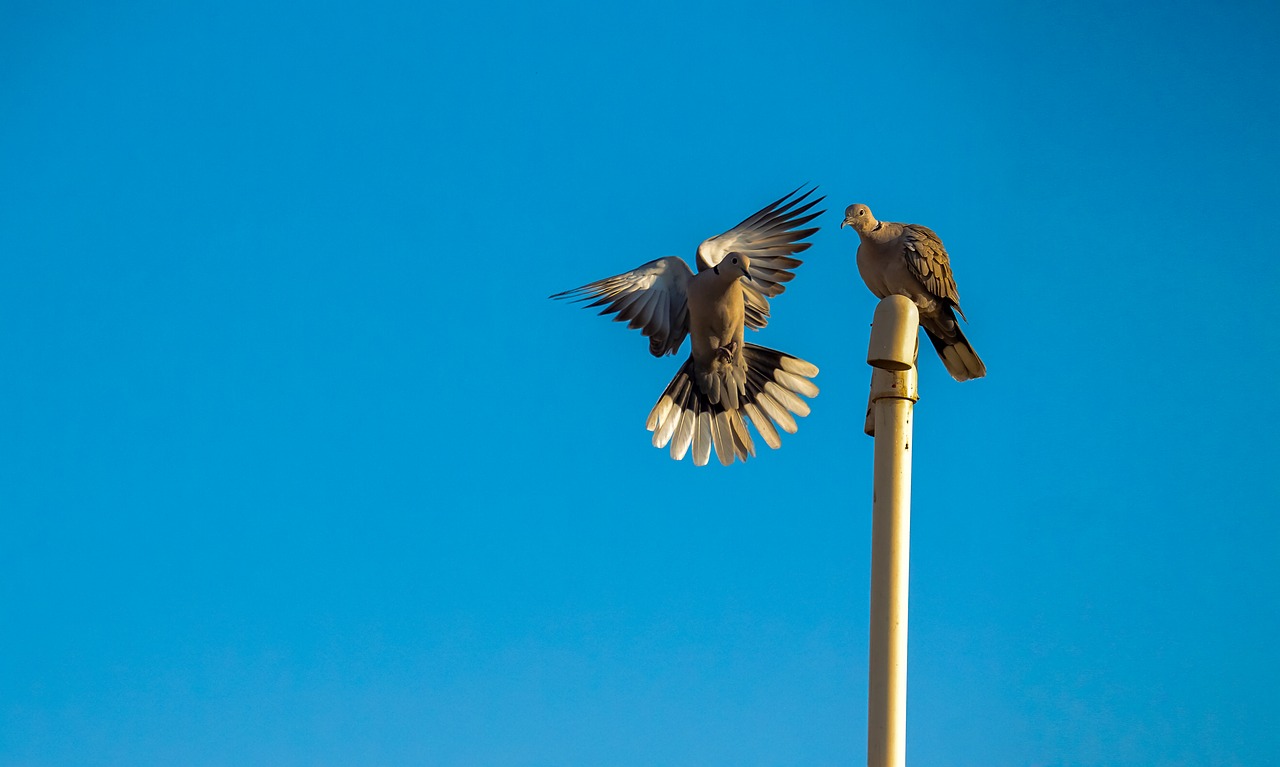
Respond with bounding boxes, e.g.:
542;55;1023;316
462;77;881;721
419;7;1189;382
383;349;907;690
551;188;824;466
842;204;986;381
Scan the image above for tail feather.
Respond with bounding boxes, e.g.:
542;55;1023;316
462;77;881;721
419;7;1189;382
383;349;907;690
729;410;755;460
756;390;798;434
743;402;781;449
711;411;734;467
692;410;713;466
651;373;690;448
644;343;819;466
922;311;986;382
671;408;696;461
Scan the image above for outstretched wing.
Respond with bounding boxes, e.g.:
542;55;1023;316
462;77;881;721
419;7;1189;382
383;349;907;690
549;257;694;357
695;186;825;329
900;224;966;320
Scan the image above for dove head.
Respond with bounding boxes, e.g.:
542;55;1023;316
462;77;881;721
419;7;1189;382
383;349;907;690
841;203;877;234
712;251;751;281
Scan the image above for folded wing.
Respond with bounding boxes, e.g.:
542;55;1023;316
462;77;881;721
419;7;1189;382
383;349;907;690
900;223;966;320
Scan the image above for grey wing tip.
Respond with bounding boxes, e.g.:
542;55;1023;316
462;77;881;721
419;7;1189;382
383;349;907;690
768;184;820;213
548;286;600;304
792;187;825;211
548;286;583;300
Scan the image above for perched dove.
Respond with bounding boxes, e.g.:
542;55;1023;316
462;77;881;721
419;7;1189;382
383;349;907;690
842;204;986;381
551;188;824;466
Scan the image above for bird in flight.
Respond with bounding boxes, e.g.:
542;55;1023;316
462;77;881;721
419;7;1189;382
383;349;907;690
551;188;825;466
842;204;986;381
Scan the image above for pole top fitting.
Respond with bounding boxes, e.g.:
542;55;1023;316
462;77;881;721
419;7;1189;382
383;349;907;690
867;295;920;372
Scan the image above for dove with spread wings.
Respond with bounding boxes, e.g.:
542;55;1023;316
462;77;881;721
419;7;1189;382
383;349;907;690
551;188;824;466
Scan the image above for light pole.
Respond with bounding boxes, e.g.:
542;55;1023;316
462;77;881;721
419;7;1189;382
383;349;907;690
864;295;920;767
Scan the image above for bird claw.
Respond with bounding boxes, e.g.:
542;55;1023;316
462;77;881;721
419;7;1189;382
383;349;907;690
715;340;739;363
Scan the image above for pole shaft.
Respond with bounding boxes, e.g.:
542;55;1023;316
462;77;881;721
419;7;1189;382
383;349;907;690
868;392;913;767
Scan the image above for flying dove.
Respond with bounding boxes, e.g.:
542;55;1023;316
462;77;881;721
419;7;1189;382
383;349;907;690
842;204;986;381
551;188;824;466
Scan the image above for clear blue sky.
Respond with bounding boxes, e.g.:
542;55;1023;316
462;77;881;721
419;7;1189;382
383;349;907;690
2;1;1278;765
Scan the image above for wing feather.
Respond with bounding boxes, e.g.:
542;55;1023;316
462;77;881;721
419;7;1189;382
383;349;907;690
900;224;964;316
550;257;694;357
694;187;826;330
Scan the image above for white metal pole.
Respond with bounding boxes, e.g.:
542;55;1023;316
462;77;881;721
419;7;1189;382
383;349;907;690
865;296;920;767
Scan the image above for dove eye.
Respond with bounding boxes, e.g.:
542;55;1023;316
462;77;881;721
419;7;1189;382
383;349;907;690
731;257;739;264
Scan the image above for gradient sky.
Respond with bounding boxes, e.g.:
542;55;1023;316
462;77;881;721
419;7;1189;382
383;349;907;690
3;1;1278;765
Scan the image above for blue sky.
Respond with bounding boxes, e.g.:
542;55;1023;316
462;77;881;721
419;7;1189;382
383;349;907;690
2;0;1278;765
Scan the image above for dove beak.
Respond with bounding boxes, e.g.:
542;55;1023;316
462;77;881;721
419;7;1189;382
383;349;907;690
841;218;852;229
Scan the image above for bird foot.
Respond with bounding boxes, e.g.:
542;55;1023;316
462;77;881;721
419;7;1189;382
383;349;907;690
715;340;739;363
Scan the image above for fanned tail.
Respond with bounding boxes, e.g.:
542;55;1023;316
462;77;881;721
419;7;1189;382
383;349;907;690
645;343;819;466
